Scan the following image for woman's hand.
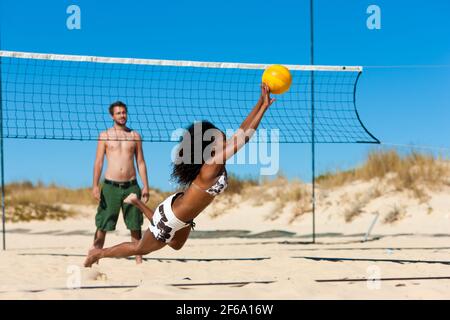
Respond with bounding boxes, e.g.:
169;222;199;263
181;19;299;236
124;193;139;205
260;83;276;108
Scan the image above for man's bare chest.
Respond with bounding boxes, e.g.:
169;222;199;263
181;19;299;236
105;140;136;154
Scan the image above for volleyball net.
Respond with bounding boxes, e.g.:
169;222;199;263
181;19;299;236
0;50;379;144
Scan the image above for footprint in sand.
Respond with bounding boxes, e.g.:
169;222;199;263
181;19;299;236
83;268;108;281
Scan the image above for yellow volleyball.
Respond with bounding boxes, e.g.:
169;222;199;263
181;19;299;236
262;64;292;94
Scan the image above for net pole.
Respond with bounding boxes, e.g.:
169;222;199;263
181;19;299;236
0;84;4;251
0;45;5;250
0;25;5;250
310;0;316;244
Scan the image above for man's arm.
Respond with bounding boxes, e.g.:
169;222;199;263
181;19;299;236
134;132;150;203
92;133;106;201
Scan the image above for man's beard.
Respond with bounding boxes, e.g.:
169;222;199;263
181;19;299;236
115;119;127;126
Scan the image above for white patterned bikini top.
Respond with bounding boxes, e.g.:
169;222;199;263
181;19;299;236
191;169;228;196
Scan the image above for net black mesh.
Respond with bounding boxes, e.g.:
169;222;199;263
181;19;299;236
0;55;379;143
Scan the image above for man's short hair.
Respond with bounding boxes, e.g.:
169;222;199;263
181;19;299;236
109;101;127;115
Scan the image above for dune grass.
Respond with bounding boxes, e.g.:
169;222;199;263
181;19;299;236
268;179;311;222
4;181;93;222
316;149;449;200
4;181;170;222
225;173;259;195
383;205;406;224
6;181;97;206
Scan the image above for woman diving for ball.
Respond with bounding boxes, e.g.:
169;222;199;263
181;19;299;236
84;83;276;267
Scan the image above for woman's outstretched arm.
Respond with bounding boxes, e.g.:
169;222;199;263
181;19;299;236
238;84;264;132
211;83;275;164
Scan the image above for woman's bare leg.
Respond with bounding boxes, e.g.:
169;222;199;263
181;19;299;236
130;229;143;264
84;229;165;267
168;226;191;250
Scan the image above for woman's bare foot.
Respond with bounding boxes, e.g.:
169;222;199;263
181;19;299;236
124;193;138;205
89;246;101;264
135;255;143;264
84;248;103;268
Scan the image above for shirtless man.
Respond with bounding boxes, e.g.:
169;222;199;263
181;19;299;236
91;101;149;264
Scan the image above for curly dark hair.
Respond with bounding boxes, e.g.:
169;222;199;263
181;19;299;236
171;121;224;187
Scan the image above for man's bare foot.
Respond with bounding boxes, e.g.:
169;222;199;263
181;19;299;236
135;255;143;264
84;248;103;268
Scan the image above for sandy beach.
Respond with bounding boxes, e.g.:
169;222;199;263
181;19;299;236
1;176;449;300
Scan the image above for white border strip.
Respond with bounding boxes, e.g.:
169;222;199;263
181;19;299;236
0;50;363;72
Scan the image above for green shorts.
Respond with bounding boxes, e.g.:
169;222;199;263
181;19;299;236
95;181;143;231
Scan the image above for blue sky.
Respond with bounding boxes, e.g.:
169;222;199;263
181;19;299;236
1;0;449;190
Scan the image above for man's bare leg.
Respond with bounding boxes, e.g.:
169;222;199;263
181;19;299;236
91;229;106;264
131;229;143;264
93;229;106;249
